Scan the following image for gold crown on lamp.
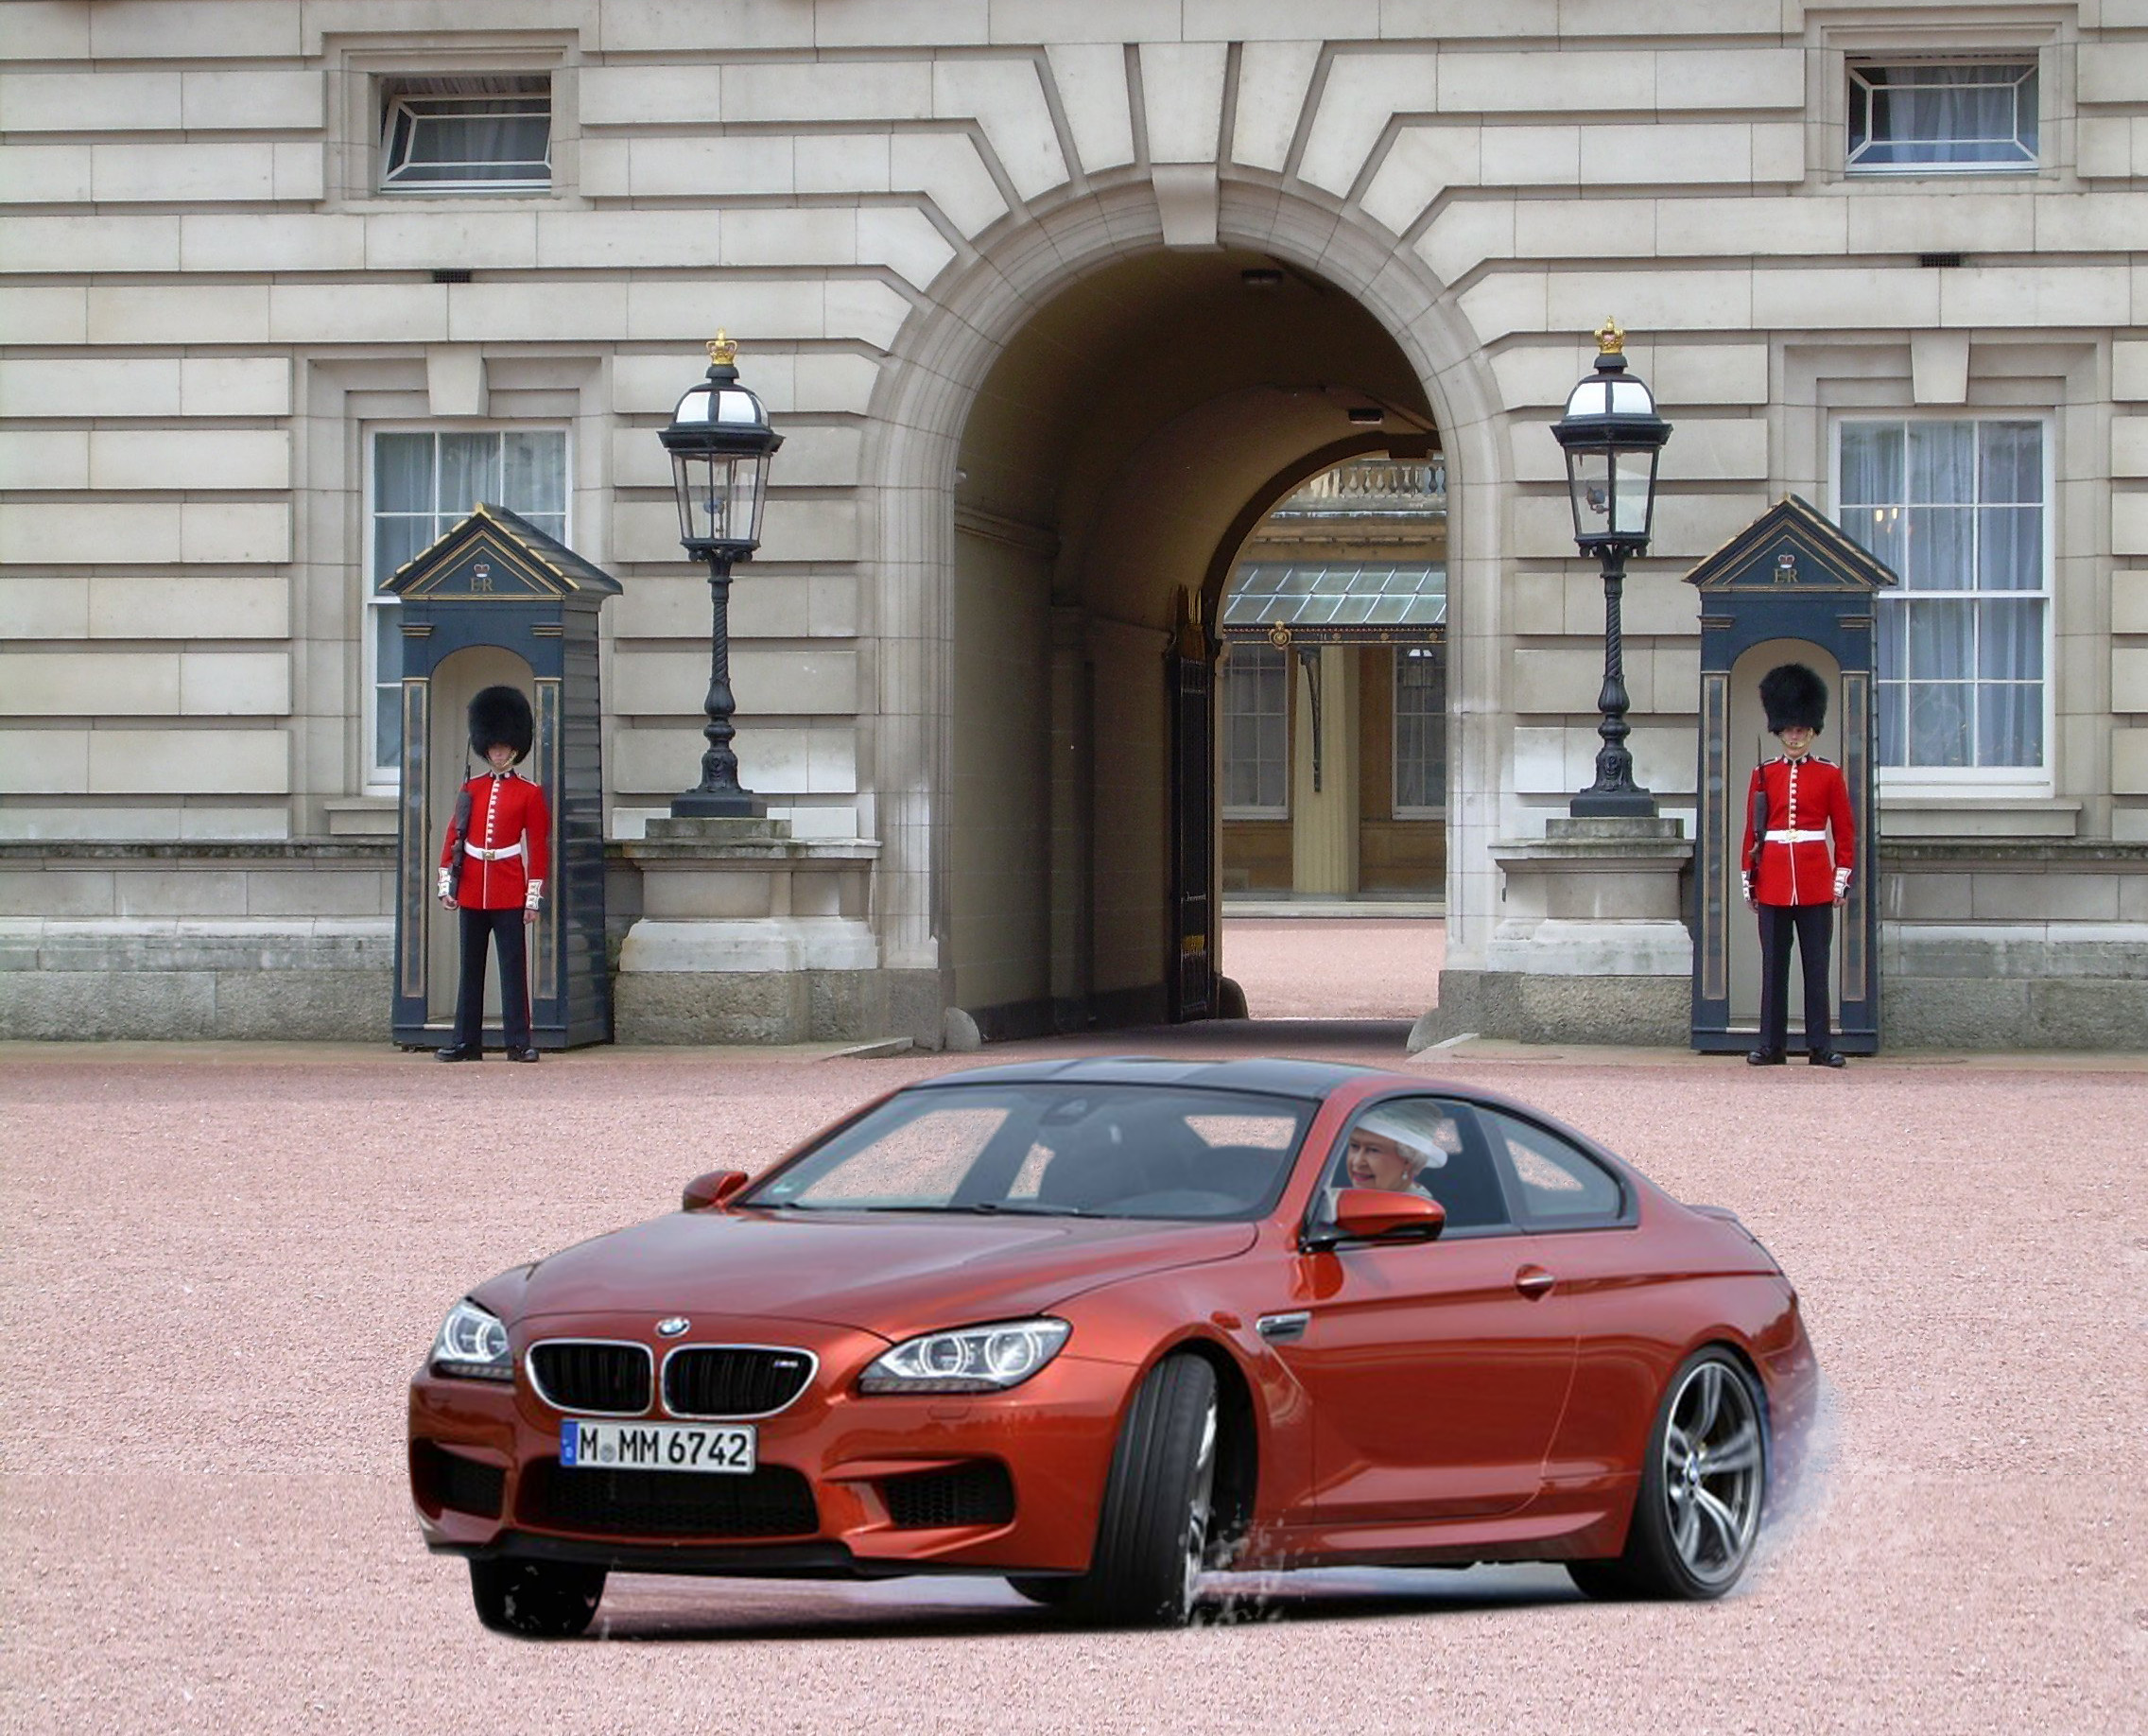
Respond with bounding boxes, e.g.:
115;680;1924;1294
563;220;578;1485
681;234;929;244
706;330;738;366
1594;317;1626;356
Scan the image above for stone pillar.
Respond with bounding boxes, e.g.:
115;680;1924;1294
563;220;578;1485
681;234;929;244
615;816;935;1044
1291;646;1360;896
1413;815;1692;1048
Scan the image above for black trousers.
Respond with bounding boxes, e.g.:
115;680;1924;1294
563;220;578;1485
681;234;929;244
1757;902;1834;1056
454;905;530;1050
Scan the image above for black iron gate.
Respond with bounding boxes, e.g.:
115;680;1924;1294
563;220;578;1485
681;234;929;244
1168;642;1215;1021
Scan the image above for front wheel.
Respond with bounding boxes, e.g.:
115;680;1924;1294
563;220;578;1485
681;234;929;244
1062;1355;1220;1627
469;1558;605;1638
1568;1347;1768;1602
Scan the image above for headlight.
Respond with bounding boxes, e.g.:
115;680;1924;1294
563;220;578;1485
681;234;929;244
429;1298;512;1382
857;1318;1070;1394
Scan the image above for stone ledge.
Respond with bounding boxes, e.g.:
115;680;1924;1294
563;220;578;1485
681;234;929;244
1880;840;2148;866
0;840;396;862
1412;969;1691;1050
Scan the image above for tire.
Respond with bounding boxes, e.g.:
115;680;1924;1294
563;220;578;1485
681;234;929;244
469;1558;606;1638
1063;1355;1221;1627
1568;1347;1768;1603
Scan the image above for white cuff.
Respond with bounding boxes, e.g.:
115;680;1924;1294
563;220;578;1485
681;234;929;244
1741;872;1753;898
525;879;545;911
1832;867;1852;897
436;868;452;899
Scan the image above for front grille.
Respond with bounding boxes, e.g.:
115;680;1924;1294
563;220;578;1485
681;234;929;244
411;1442;506;1520
518;1459;819;1539
663;1345;814;1417
528;1341;651;1415
881;1461;1015;1530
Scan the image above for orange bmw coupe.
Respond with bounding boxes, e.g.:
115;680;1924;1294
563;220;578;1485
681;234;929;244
409;1058;1816;1635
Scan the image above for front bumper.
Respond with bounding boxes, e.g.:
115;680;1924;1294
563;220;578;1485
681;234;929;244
408;1313;1133;1579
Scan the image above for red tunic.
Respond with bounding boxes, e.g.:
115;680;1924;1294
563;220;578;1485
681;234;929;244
1741;755;1854;908
439;770;551;910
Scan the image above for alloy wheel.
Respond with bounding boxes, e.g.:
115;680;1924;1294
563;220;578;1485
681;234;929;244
1179;1396;1220;1614
1660;1359;1764;1587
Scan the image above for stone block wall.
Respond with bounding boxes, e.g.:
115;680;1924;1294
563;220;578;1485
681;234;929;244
0;2;2143;1047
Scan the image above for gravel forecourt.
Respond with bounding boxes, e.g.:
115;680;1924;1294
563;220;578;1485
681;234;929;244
3;920;2142;1736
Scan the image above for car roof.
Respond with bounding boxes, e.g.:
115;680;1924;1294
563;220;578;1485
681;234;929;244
909;1055;1394;1101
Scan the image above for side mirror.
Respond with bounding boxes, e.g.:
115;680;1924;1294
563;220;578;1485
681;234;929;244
1330;1188;1446;1242
681;1169;752;1212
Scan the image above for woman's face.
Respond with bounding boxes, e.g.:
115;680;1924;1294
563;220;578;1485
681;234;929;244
1344;1130;1417;1192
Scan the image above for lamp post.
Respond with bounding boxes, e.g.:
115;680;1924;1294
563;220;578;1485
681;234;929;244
661;331;783;819
1550;318;1673;818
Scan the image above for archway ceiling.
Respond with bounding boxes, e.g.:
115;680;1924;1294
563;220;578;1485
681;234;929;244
957;248;1435;628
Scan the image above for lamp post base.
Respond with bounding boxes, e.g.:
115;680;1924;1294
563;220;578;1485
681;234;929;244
671;788;765;820
1569;786;1658;819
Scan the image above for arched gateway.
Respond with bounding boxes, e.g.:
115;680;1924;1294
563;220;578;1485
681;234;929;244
860;184;1503;1038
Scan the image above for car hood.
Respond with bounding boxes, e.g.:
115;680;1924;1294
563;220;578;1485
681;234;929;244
502;1209;1257;1340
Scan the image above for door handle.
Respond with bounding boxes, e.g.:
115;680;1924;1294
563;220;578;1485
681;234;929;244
1256;1311;1310;1342
1514;1266;1556;1300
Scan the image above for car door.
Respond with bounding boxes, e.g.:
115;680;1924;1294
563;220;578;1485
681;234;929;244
1263;1097;1580;1526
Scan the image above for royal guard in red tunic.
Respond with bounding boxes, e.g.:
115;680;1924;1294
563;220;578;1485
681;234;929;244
1741;664;1854;1068
435;686;550;1063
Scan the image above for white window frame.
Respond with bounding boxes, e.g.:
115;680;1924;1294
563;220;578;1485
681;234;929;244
377;76;552;195
1828;410;2055;797
361;423;572;791
1392;644;1446;819
1845;57;2040;175
1221;643;1291;821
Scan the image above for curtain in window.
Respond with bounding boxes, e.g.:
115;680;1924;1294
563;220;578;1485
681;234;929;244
1850;63;2036;167
1843;419;2043;770
1221;647;1288;813
381;78;550;189
369;429;568;774
1394;648;1446;810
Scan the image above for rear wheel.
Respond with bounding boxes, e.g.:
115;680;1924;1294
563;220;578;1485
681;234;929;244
1063;1355;1220;1627
469;1558;606;1638
1568;1347;1768;1602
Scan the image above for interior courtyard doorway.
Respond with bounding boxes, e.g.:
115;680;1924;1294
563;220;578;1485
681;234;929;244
1216;455;1448;908
941;248;1443;1036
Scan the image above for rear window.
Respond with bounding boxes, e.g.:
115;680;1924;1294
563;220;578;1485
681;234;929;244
743;1085;1315;1222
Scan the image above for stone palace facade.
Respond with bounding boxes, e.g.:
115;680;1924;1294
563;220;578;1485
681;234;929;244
2;0;2144;1049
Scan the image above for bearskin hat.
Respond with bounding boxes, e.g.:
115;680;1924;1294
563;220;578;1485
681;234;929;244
467;685;534;763
1759;663;1828;736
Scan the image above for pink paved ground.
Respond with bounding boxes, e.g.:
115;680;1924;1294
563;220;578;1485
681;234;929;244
3;922;2143;1735
1221;917;1444;1019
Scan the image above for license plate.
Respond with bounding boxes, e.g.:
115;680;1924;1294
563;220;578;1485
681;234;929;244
559;1419;757;1474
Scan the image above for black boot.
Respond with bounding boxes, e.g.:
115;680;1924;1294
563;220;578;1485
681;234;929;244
1808;1050;1846;1068
435;1044;482;1063
1746;1049;1786;1067
507;1046;541;1064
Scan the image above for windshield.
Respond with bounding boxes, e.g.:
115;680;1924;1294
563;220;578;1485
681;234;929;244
740;1084;1316;1221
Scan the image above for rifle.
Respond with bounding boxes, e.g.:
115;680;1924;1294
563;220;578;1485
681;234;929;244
445;785;474;864
1745;785;1768;876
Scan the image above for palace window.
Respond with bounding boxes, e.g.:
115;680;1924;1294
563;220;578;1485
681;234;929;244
1846;61;2038;172
1221;645;1290;818
1394;647;1446;814
1836;418;2049;774
365;428;568;782
379;76;552;193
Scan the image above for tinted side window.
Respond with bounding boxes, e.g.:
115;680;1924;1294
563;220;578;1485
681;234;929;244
1480;1109;1625;1227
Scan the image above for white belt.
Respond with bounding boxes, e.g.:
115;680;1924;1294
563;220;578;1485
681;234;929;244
463;842;523;861
1764;829;1828;843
